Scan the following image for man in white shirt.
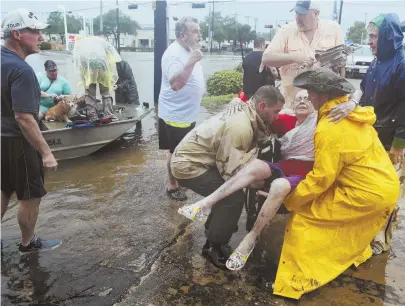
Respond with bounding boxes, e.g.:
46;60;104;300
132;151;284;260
158;17;205;201
263;0;345;108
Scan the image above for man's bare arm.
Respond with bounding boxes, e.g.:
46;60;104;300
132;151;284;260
15;112;52;157
262;51;315;68
170;49;203;92
170;61;198;92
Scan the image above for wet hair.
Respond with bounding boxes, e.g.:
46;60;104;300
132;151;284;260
254;38;265;49
175;17;198;38
44;60;57;70
252;85;285;106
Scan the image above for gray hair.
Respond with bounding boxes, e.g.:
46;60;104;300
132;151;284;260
175;17;198;38
367;22;379;32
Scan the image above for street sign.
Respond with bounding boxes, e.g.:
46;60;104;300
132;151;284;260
264;25;273;29
192;3;206;8
128;4;138;9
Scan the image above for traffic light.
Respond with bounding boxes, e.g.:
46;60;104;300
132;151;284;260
128;4;138;9
192;3;206;8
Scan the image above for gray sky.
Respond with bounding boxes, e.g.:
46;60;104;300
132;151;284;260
1;0;405;36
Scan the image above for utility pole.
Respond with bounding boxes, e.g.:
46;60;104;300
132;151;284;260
116;0;120;54
100;0;103;33
338;0;343;25
210;1;215;54
154;0;168;104
254;18;258;32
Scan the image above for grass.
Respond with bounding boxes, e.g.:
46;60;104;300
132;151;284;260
202;94;238;105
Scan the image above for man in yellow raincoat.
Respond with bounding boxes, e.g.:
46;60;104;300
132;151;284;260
273;68;399;299
73;35;121;121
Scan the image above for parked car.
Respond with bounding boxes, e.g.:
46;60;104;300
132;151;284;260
345;45;375;78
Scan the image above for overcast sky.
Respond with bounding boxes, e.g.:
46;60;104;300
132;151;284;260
1;0;405;36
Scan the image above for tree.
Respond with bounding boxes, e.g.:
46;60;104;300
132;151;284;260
199;12;226;49
257;30;276;41
346;21;368;44
45;11;82;43
93;9;141;45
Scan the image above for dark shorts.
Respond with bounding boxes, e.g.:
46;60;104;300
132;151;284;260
1;137;46;200
158;118;196;153
265;162;306;192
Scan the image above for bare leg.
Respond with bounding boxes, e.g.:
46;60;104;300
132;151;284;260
1;191;11;220
197;159;271;209
178;159;272;220
18;198;41;246
239;178;291;254
167;152;178;189
226;178;291;270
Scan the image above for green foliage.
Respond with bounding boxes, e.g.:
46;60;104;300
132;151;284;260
93;9;141;38
206;70;242;96
234;63;243;73
199;13;256;49
202;94;237;105
346;21;368;44
44;11;82;43
40;41;52;50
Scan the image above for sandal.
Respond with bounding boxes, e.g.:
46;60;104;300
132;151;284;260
226;242;256;271
178;204;208;221
166;188;187;201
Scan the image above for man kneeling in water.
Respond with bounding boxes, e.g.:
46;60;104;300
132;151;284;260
179;87;361;270
178;89;317;270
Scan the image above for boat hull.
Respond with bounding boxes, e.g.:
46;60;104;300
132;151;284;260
41;106;153;160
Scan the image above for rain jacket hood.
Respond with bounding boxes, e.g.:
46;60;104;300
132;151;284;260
376;14;404;61
360;13;405;150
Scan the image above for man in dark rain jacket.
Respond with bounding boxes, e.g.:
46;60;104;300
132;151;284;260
348;13;405;255
114;60;140;105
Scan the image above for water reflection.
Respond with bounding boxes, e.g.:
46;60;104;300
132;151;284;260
1;251;52;305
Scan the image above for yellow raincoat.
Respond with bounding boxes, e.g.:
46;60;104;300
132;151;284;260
73;36;121;89
274;97;399;299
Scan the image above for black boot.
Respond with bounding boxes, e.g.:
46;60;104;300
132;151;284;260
204;242;233;270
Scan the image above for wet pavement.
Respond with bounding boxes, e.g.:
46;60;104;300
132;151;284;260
1;52;403;305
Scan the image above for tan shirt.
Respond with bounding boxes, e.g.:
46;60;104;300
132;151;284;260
265;19;344;107
171;101;268;181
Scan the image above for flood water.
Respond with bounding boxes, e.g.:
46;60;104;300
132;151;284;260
1;51;403;306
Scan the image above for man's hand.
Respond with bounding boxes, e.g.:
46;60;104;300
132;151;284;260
189;49;204;64
389;147;404;165
257;190;269;197
294;52;315;68
328;100;357;123
48;93;58;100
42;153;58;171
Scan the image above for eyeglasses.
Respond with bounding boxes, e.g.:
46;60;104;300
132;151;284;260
47;69;58;73
295;96;308;102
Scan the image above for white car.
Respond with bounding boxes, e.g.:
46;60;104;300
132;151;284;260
345;45;375;78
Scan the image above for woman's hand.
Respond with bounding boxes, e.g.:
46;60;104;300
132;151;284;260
328;100;357;123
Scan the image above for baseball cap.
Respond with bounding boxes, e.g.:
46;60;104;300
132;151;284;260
290;1;321;15
1;8;50;32
293;68;355;95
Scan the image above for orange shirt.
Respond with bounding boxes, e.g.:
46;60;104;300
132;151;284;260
265;19;344;107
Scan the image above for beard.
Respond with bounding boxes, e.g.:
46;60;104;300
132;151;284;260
186;38;201;50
